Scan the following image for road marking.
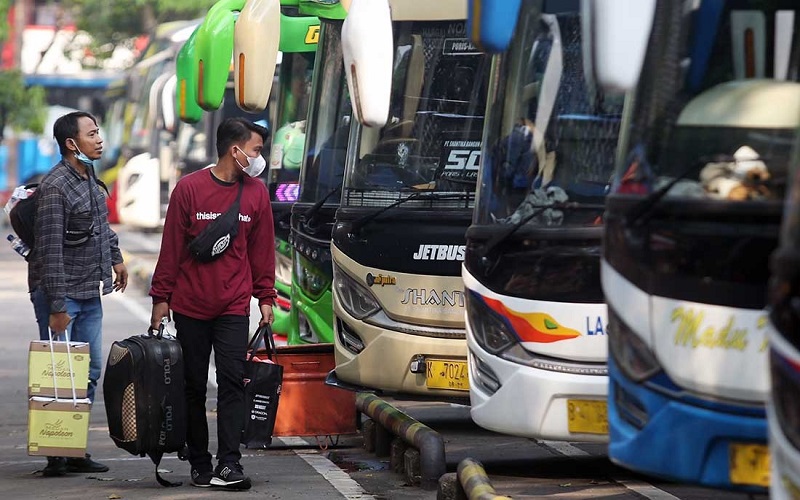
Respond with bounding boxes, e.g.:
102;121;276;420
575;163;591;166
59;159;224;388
615;480;683;500
539;440;590;457
274;436;313;448
272;437;373;498
295;451;376;499
10;450;374;499
108;290;152;324
537;440;681;500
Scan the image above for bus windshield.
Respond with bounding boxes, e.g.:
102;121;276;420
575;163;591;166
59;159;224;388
342;20;491;208
612;1;800;207
268;52;315;203
298;21;352;205
475;5;623;229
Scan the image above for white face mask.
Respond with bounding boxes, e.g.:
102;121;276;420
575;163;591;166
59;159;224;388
235;147;267;177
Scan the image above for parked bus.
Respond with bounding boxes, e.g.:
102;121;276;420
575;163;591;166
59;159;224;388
327;0;490;399
769;127;800;499
264;4;319;343
110;21;199;229
597;0;800;491
286;0;350;344
98;20;199;221
462;0;621;440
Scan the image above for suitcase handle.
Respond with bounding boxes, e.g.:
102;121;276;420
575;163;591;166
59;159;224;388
247;324;277;362
146;318;168;339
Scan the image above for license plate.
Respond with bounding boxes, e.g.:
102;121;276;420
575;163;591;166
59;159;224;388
729;443;770;488
567;399;608;435
425;359;469;391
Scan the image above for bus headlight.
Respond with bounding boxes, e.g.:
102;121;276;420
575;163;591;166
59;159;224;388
466;291;518;354
771;349;800;452
275;252;293;287
608;308;660;382
294;253;330;298
333;266;380;320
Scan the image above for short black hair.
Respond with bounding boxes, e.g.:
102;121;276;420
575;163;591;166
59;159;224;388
216;117;270;158
53;111;98;155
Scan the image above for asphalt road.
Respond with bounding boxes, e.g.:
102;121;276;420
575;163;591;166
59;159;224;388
0;226;771;499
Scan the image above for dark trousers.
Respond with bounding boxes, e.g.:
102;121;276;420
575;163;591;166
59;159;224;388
173;312;249;470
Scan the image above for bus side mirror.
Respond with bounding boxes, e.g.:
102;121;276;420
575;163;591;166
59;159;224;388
342;0;393;128
196;0;247;111
588;0;656;93
162;74;178;133
176;27;203;124
467;0;522;53
234;0;281;113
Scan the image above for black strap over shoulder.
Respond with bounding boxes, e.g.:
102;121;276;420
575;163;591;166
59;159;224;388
187;179;245;263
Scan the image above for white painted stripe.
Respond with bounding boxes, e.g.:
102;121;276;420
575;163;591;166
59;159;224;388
274;436;313;448
108;291;151;324
538;440;681;500
615;479;683;500
539;440;589;457
295;452;376;499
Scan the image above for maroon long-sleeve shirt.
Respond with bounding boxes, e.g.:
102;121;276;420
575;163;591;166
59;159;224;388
150;169;276;320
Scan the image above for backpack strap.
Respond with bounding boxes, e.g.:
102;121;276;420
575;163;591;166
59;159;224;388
148;451;182;487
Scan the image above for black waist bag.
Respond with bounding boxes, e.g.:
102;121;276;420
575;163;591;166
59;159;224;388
103;325;187;487
187;179;244;262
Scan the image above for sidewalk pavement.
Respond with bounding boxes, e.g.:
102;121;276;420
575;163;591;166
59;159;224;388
0;250;368;499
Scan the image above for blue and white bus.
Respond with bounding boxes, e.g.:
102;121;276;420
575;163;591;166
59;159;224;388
598;0;800;491
462;0;621;441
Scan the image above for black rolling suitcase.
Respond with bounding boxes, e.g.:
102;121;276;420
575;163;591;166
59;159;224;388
103;323;187;486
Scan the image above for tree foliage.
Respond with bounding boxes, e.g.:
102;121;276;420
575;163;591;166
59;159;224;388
0;70;47;145
65;0;216;46
0;0;11;44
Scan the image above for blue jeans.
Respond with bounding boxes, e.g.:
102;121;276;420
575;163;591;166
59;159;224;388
30;287;103;402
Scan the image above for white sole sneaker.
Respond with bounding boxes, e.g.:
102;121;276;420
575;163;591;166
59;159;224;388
210;477;252;490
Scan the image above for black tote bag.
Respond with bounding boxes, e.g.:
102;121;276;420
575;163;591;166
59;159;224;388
241;325;283;448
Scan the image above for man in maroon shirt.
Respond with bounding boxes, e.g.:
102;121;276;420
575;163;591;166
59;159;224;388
149;118;276;490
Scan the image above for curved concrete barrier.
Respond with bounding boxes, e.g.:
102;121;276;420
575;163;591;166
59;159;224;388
356;393;446;489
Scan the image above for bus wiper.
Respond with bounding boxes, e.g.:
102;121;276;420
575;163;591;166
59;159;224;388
626;154;733;228
302;186;341;225
479;201;586;259
350;192;470;234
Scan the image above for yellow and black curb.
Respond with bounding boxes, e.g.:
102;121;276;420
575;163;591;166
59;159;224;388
356;393;446;490
437;458;510;500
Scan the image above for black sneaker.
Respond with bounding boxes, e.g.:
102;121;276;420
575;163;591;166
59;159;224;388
191;468;213;488
42;457;67;477
65;454;109;473
211;462;251;490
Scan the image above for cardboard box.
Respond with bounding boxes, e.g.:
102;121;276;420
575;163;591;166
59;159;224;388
28;397;91;458
28;341;90;399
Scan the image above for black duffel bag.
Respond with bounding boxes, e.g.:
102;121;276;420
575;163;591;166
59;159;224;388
103;323;187;487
